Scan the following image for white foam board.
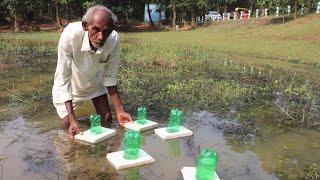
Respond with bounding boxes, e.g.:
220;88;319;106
154;126;193;140
124;120;158;131
74;127;116;144
181;167;220;180
106;149;155;170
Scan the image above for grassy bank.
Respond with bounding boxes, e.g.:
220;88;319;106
119;15;320;130
124;15;320;84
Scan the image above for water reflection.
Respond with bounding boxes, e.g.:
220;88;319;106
124;167;140;180
53;125;126;179
167;140;181;158
186;111;278;179
0;114;60;180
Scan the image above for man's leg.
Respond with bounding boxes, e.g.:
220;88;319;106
92;94;112;126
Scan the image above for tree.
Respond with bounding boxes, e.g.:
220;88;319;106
291;0;306;18
307;0;313;13
53;0;62;29
1;0;27;31
146;1;155;27
168;0;178;29
186;0;206;26
220;0;236;13
103;0;135;26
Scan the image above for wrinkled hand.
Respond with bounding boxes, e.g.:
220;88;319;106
117;111;133;127
69;122;81;139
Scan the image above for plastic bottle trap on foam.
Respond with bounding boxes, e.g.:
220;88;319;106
123;130;142;160
196;149;218;180
90;114;102;134
136;106;147;125
167;109;184;133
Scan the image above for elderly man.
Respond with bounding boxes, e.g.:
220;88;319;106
52;5;132;139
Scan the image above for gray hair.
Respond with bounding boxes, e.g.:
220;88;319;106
82;5;118;25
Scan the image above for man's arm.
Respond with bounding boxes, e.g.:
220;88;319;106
52;24;80;138
65;100;80;138
107;85;132;126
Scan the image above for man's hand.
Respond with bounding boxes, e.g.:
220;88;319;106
117;111;133;127
64;100;80;139
107;86;133;127
69;121;81;139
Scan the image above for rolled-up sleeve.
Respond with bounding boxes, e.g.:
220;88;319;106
52;28;73;103
103;36;120;87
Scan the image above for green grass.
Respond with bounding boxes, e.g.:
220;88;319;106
122;15;320;83
0;15;319;128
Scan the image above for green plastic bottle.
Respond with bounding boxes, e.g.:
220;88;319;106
196;149;218;180
123;130;141;160
167;109;184;133
90;114;102;134
137;106;147;125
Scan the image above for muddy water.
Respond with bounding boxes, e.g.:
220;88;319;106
2;99;319;180
0;106;278;180
0;58;320;179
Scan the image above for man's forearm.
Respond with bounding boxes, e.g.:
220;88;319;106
65;100;76;123
107;86;124;114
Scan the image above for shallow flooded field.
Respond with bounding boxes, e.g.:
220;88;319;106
0;33;319;179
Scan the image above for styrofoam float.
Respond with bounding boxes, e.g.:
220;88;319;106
106;149;155;170
154;126;193;140
124;120;158;132
181;167;220;180
74;127;116;144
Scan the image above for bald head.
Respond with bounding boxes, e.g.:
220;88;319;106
82;5;117;28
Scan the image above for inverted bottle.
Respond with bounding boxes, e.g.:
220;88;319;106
90;114;102;134
196;149;218;180
123;130;142;160
167;109;183;133
137;106;147;125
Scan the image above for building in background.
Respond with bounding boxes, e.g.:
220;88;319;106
144;4;165;23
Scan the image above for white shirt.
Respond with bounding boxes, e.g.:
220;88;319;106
52;22;120;103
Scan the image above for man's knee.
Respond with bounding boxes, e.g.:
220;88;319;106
61;115;70;129
101;112;112;122
92;94;111;115
100;112;112;127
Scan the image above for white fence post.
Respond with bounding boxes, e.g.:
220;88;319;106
301;4;304;15
276;6;279;17
234;12;237;20
227;13;230;20
265;8;268;17
248;10;251;18
256;9;259;18
222;13;225;20
240;11;243;19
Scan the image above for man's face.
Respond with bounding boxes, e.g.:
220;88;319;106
86;12;112;49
